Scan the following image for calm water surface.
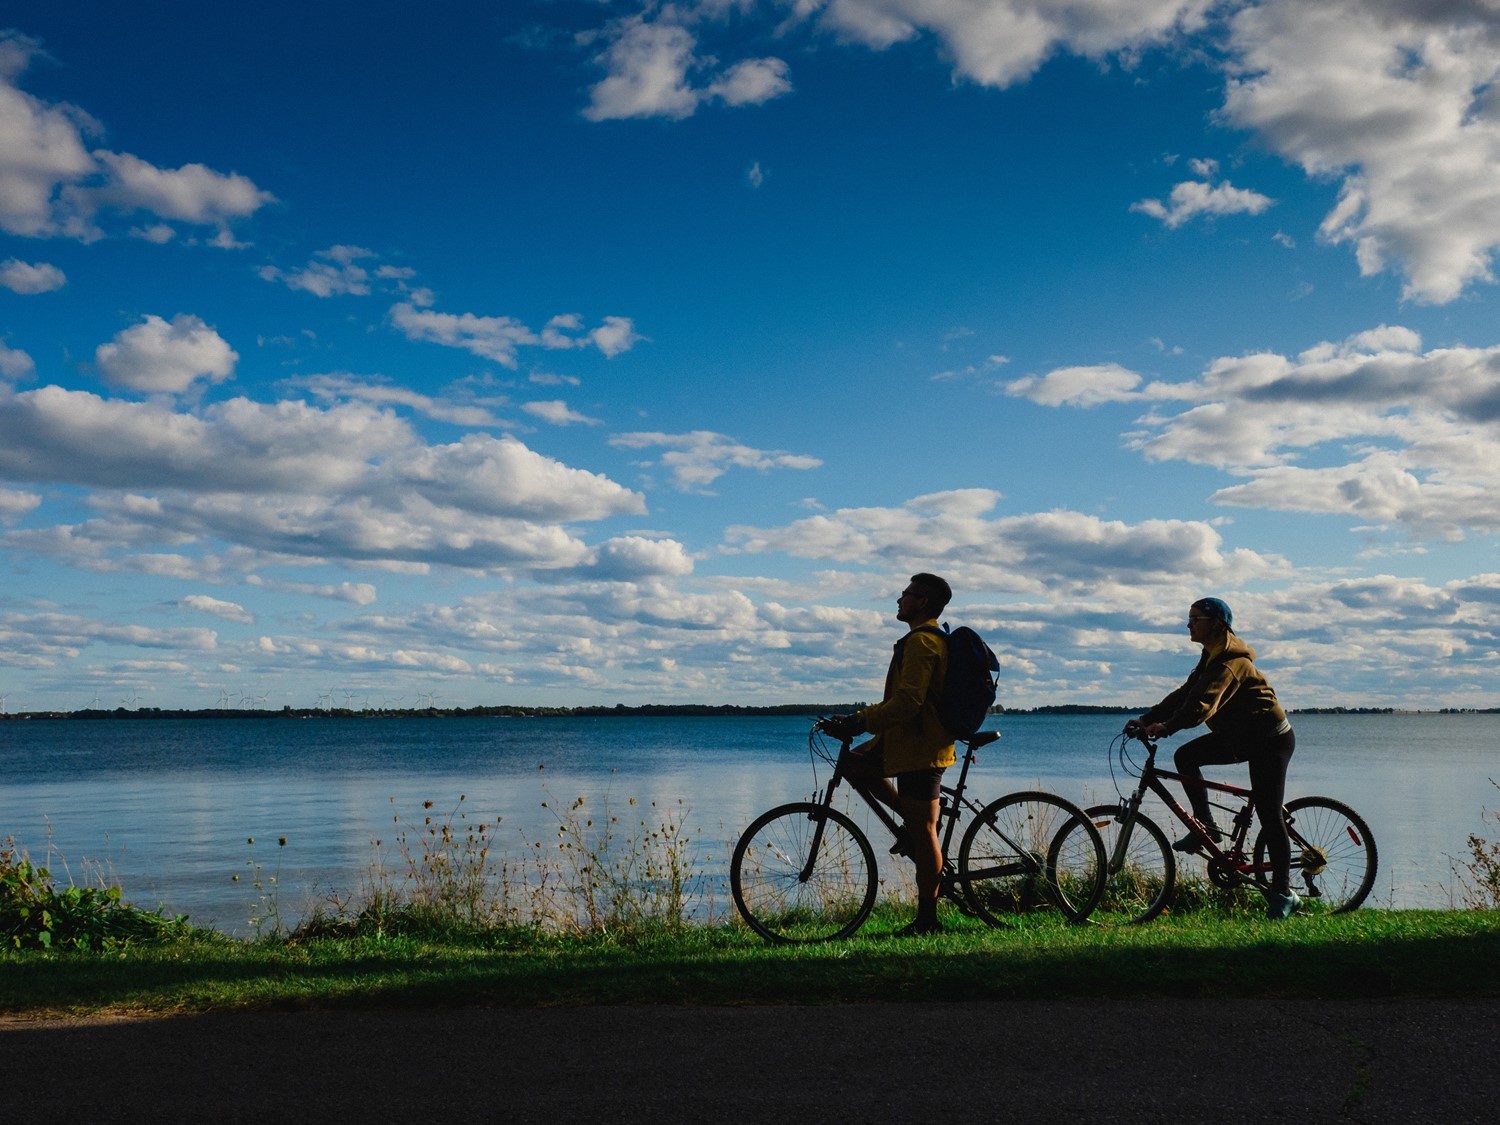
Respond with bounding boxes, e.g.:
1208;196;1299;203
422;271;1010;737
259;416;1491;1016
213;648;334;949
1;712;1495;933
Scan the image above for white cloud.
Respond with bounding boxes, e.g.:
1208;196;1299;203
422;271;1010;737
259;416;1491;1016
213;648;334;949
0;387;647;574
245;575;378;605
260;245;375;297
0;487;40;521
583;16;792;121
803;0;1214;88
86;150;273;226
1220;0;1500;303
0;34;271;242
0;33;97;238
1027;326;1500;540
611;430;823;491
583;535;695;580
1132;177;1275;228
95;314;238;393
180;594;254;624
1005;363;1143;407
0;258;65;293
747;161;766;189
0;340;34;380
523;399;601;426
129;223;175;244
726;489;1280;594
391;302;641;368
295;373;511;428
707;57;793;106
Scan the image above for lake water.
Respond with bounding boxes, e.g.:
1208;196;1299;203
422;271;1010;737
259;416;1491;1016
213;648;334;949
1;712;1495;934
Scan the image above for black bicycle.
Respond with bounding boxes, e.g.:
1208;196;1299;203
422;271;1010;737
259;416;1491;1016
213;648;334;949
730;720;1108;942
1069;730;1378;923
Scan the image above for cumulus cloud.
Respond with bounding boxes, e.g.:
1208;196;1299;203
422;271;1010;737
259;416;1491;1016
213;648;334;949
726;489;1281;594
0;340;34;380
95;314;238;393
611;430;822;491
0;258;65;293
583;15;792;121
0;388;645;574
391;303;641;368
1131;177;1274;228
1220;0;1500;303
180;594;254;624
1021;326;1500;540
0;33;271;242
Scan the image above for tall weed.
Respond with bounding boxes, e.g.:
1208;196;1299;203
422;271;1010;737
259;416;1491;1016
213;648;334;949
1450;779;1500;910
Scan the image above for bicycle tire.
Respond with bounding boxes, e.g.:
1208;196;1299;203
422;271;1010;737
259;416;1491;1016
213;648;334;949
1254;795;1377;913
958;791;1106;926
731;802;878;943
1079;804;1176;924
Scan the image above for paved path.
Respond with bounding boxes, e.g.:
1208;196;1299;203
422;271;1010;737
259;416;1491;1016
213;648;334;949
4;998;1496;1121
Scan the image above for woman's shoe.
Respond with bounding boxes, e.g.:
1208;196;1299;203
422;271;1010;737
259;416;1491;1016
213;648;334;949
1172;827;1222;854
1265;890;1300;920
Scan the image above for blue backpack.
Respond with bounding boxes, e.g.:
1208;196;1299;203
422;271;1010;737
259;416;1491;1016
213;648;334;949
913;624;1000;738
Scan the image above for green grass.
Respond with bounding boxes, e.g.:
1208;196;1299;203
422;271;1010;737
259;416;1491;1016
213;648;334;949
3;906;1496;1018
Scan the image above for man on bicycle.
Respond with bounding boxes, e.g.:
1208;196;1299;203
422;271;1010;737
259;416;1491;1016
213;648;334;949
821;572;956;935
1126;597;1299;920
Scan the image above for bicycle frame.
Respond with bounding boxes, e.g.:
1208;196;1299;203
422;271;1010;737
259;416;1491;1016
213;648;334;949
808;730;1000;895
1108;737;1265;880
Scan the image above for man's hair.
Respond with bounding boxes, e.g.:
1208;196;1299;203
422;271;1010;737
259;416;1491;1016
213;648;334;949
909;572;952;615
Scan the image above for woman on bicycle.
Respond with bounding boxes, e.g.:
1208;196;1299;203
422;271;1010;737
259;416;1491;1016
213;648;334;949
1126;598;1299;920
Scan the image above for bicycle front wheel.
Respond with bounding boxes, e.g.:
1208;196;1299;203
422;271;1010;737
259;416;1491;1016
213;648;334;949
1085;805;1176;924
958;791;1106;926
731;802;877;943
1254;796;1377;912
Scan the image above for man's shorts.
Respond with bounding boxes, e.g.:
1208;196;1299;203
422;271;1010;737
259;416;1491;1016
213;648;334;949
843;741;946;801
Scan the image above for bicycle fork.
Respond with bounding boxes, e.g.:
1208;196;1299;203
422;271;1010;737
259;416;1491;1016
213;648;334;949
797;777;841;883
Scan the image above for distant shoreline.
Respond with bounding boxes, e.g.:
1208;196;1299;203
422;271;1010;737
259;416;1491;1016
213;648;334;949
2;703;1496;722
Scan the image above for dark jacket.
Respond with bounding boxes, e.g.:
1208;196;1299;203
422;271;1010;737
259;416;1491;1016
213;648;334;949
1142;632;1289;738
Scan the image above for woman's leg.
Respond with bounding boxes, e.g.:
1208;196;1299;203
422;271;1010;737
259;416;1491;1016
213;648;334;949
1173;732;1245;833
1248;729;1296;896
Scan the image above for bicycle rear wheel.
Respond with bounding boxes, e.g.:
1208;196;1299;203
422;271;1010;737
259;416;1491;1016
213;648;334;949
731;802;877;943
958;791;1106;925
1254;796;1377;912
1079;804;1176;924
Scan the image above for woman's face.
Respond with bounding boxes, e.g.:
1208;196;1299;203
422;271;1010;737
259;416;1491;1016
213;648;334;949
1187;606;1221;645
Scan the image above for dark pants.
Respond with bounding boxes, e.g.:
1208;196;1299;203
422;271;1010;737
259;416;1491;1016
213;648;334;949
1174;727;1296;895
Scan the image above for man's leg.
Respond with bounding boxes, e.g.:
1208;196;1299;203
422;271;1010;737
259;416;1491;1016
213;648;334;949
898;790;943;932
839;742;904;815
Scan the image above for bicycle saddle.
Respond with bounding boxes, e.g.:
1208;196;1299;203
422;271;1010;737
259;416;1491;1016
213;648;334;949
965;730;1000;748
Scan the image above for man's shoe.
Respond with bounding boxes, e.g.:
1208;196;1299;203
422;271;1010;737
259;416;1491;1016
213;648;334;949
889;833;913;858
1265;890;1300;920
893;918;943;937
1172;828;1222;854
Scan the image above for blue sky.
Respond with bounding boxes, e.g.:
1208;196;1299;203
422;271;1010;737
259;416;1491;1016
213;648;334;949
2;1;1498;711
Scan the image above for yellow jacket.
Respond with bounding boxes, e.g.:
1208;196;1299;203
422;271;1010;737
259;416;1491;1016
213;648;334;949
855;619;956;774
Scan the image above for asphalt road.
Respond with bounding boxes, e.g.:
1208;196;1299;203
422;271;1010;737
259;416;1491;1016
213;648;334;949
3;998;1496;1121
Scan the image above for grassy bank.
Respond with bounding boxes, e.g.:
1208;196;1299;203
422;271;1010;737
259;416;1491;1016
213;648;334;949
3;907;1497;1018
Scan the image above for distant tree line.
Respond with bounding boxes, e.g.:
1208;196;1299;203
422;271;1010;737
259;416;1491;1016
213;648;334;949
3;701;1495;722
